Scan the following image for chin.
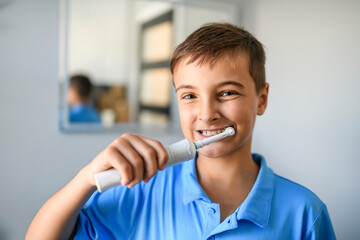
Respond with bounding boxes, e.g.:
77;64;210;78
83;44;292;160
197;145;232;158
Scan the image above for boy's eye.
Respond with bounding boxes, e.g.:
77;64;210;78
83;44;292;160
182;94;195;99
220;91;238;97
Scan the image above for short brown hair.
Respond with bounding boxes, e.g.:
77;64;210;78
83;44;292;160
70;74;93;100
170;23;266;94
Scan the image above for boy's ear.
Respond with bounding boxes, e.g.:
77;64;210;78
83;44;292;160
257;83;269;116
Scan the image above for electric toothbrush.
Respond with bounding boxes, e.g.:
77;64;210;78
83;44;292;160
94;127;235;192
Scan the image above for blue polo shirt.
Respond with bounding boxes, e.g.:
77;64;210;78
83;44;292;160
69;103;100;123
75;154;336;239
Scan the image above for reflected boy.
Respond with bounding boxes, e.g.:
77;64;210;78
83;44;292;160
68;75;100;123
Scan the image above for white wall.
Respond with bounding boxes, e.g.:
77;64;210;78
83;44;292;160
0;0;359;239
242;0;360;239
68;0;131;85
0;1;179;239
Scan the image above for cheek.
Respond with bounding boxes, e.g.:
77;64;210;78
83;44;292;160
68;90;75;103
178;104;195;138
224;99;258;126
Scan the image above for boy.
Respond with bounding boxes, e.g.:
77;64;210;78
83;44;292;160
68;74;100;123
26;23;336;239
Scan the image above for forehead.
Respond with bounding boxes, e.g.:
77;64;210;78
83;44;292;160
173;52;252;88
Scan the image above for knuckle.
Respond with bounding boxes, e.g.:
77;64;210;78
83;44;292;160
113;137;125;146
144;147;156;159
152;139;162;147
105;146;117;156
121;133;132;139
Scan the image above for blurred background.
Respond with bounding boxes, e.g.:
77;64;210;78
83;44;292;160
0;0;359;239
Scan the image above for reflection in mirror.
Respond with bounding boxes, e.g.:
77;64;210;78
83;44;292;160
59;0;239;133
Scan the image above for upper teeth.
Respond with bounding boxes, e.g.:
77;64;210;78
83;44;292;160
201;128;226;137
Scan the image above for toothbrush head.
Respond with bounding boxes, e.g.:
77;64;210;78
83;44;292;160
225;127;235;136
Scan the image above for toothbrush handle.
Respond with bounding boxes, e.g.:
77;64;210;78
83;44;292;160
94;139;195;192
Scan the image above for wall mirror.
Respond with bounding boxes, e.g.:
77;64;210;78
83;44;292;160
59;0;239;133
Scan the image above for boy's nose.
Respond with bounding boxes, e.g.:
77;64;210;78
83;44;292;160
197;99;220;123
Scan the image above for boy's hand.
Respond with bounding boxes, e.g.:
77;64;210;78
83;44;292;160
84;134;168;188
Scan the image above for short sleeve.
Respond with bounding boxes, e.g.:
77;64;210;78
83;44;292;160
305;204;336;240
74;184;144;239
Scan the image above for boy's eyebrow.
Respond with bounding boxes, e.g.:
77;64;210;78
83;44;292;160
175;81;245;92
217;80;245;89
175;85;196;92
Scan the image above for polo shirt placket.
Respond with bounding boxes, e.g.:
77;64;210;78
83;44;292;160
182;153;273;239
183;158;244;239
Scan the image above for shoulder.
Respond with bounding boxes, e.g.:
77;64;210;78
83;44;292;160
273;173;325;212
275;174;323;203
253;153;325;211
271;174;333;233
268;173;335;238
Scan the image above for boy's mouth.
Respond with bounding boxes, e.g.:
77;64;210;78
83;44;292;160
199;127;230;137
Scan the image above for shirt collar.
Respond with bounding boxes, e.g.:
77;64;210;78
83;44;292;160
236;153;274;228
182;152;213;204
70;103;86;112
182;153;274;228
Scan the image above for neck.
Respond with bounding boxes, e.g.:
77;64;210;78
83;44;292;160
196;141;259;194
196;141;259;222
70;99;88;107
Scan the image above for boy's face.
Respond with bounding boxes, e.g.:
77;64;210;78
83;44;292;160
68;86;78;106
173;54;269;158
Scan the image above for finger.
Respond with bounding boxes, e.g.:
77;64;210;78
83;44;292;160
112;136;145;187
126;135;158;183
104;146;133;186
142;137;168;170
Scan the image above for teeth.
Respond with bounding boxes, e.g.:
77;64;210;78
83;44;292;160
201;128;226;137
